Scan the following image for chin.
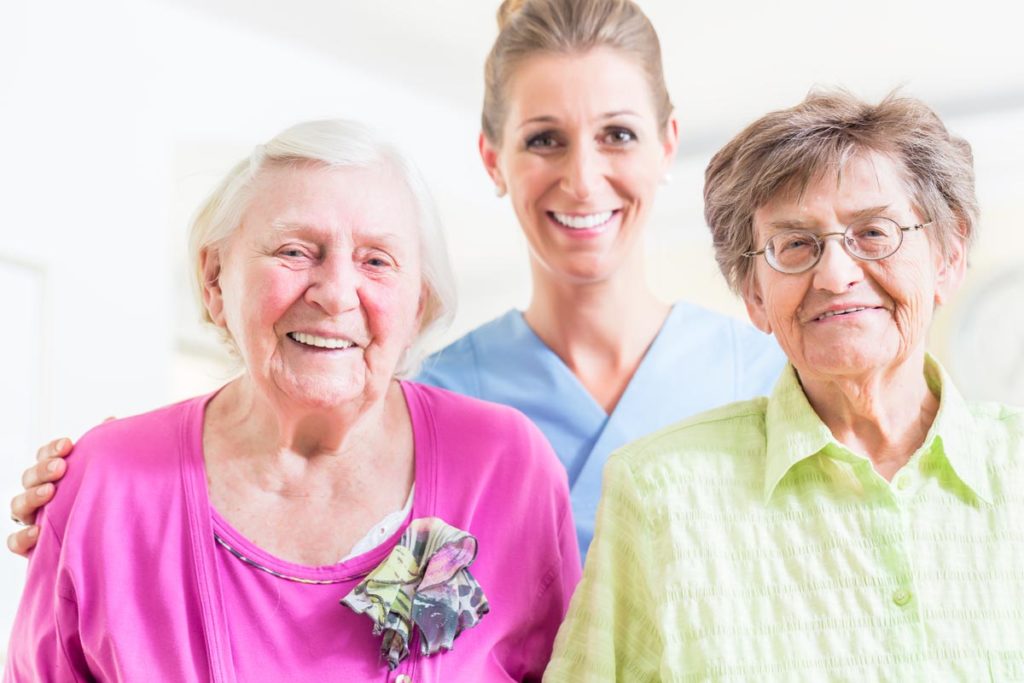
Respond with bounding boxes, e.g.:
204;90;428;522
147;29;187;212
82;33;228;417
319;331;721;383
800;341;902;380
550;254;621;285
278;373;370;409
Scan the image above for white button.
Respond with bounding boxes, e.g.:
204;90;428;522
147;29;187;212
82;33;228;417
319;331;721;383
895;476;910;491
395;675;412;683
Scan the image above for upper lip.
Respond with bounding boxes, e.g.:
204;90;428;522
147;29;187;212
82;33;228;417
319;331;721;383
805;303;885;322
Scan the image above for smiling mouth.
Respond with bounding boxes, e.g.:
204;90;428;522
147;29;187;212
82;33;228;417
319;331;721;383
549;210;616;230
287;332;357;350
812;306;880;322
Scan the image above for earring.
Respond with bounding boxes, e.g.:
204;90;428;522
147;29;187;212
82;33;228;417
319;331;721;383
495;184;506;198
660;172;673;186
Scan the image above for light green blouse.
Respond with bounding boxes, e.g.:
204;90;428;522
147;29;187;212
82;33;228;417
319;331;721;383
545;357;1024;681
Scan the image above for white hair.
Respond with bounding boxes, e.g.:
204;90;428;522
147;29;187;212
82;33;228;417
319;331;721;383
189;119;457;377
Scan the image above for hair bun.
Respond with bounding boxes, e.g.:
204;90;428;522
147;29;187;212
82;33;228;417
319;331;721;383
496;0;528;30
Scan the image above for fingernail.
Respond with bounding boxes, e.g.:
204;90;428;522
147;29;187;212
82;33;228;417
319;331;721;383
56;439;70;453
47;459;61;473
27;526;39;538
37;483;53;496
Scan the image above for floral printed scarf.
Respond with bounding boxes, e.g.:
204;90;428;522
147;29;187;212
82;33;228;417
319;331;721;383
341;517;489;670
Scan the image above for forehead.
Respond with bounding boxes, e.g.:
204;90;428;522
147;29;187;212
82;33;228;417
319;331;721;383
243;162;419;242
753;152;914;229
504;47;658;126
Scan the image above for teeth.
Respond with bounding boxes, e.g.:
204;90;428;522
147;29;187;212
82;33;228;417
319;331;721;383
817;307;869;320
288;332;355;350
551;210;614;230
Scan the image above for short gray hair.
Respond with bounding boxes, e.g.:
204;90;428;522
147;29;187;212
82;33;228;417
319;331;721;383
704;89;979;293
189;119;456;377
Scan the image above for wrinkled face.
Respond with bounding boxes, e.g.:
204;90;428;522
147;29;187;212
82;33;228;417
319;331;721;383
742;152;965;382
203;163;424;410
481;48;677;284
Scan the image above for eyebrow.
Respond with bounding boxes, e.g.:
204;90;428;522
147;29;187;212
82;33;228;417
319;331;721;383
765;205;893;232
517;110;641;130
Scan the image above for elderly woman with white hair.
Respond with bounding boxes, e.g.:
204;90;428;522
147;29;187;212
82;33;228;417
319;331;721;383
546;91;1024;680
5;120;579;681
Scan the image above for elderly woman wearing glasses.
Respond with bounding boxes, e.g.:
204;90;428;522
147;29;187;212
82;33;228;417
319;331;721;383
545;90;1024;681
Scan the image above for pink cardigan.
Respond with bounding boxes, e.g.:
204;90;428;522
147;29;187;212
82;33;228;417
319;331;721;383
5;382;581;682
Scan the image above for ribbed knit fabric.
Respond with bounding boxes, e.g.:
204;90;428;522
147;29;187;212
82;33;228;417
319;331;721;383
545;357;1024;681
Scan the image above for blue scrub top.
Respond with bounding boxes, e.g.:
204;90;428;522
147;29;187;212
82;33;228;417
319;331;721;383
416;302;786;556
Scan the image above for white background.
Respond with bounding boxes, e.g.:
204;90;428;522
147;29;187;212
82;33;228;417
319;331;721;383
2;0;1023;657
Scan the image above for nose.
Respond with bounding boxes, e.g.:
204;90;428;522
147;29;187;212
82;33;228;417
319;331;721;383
559;142;600;201
811;236;864;293
305;253;360;316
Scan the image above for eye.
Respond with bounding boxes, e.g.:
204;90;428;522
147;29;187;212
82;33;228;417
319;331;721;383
851;219;894;240
276;245;312;259
775;233;816;252
361;251;397;270
601;127;637;145
524;131;562;151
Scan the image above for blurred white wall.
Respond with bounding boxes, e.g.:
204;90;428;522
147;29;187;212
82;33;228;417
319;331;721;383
2;0;1023;659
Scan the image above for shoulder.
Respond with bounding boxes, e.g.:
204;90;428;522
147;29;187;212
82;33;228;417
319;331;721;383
967;399;1024;445
667;301;782;364
610;397;770;490
669;301;786;397
39;395;207;535
404;380;566;484
72;395;204;465
417;311;521;396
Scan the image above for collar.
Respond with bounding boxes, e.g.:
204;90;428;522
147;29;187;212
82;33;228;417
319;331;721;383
762;355;992;504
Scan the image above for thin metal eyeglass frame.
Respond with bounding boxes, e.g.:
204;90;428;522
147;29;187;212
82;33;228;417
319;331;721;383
742;218;934;274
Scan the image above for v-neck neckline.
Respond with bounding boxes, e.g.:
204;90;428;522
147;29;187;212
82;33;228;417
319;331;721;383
513;303;680;420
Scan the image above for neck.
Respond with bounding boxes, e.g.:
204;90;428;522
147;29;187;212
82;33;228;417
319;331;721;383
202;376;415;565
523;250;669;412
798;351;937;481
213;375;392;460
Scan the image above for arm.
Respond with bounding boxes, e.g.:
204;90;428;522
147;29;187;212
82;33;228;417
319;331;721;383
4;512;90;681
8;438;73;557
543;455;664;683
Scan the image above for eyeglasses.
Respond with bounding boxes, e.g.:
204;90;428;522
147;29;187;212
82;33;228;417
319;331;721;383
743;216;933;274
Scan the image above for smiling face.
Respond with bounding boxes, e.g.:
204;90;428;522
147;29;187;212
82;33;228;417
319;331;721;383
742;151;965;383
480;47;678;285
202;162;424;410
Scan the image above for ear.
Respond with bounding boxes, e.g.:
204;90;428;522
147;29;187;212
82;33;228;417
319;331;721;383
478;132;507;196
741;270;773;335
660;112;680;172
934;228;968;306
200;246;227;327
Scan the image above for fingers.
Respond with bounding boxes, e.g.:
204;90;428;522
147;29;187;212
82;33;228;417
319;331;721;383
11;483;55;527
21;456;67;490
7;525;40;558
35;437;73;463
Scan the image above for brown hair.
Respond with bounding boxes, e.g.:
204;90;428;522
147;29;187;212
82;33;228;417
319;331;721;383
483;0;673;144
704;89;979;293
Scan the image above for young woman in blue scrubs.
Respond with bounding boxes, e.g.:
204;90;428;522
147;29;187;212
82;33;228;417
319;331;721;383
9;0;784;558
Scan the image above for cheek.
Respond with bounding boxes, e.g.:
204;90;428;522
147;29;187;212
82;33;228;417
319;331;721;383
230;267;306;337
763;281;806;327
362;279;422;345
